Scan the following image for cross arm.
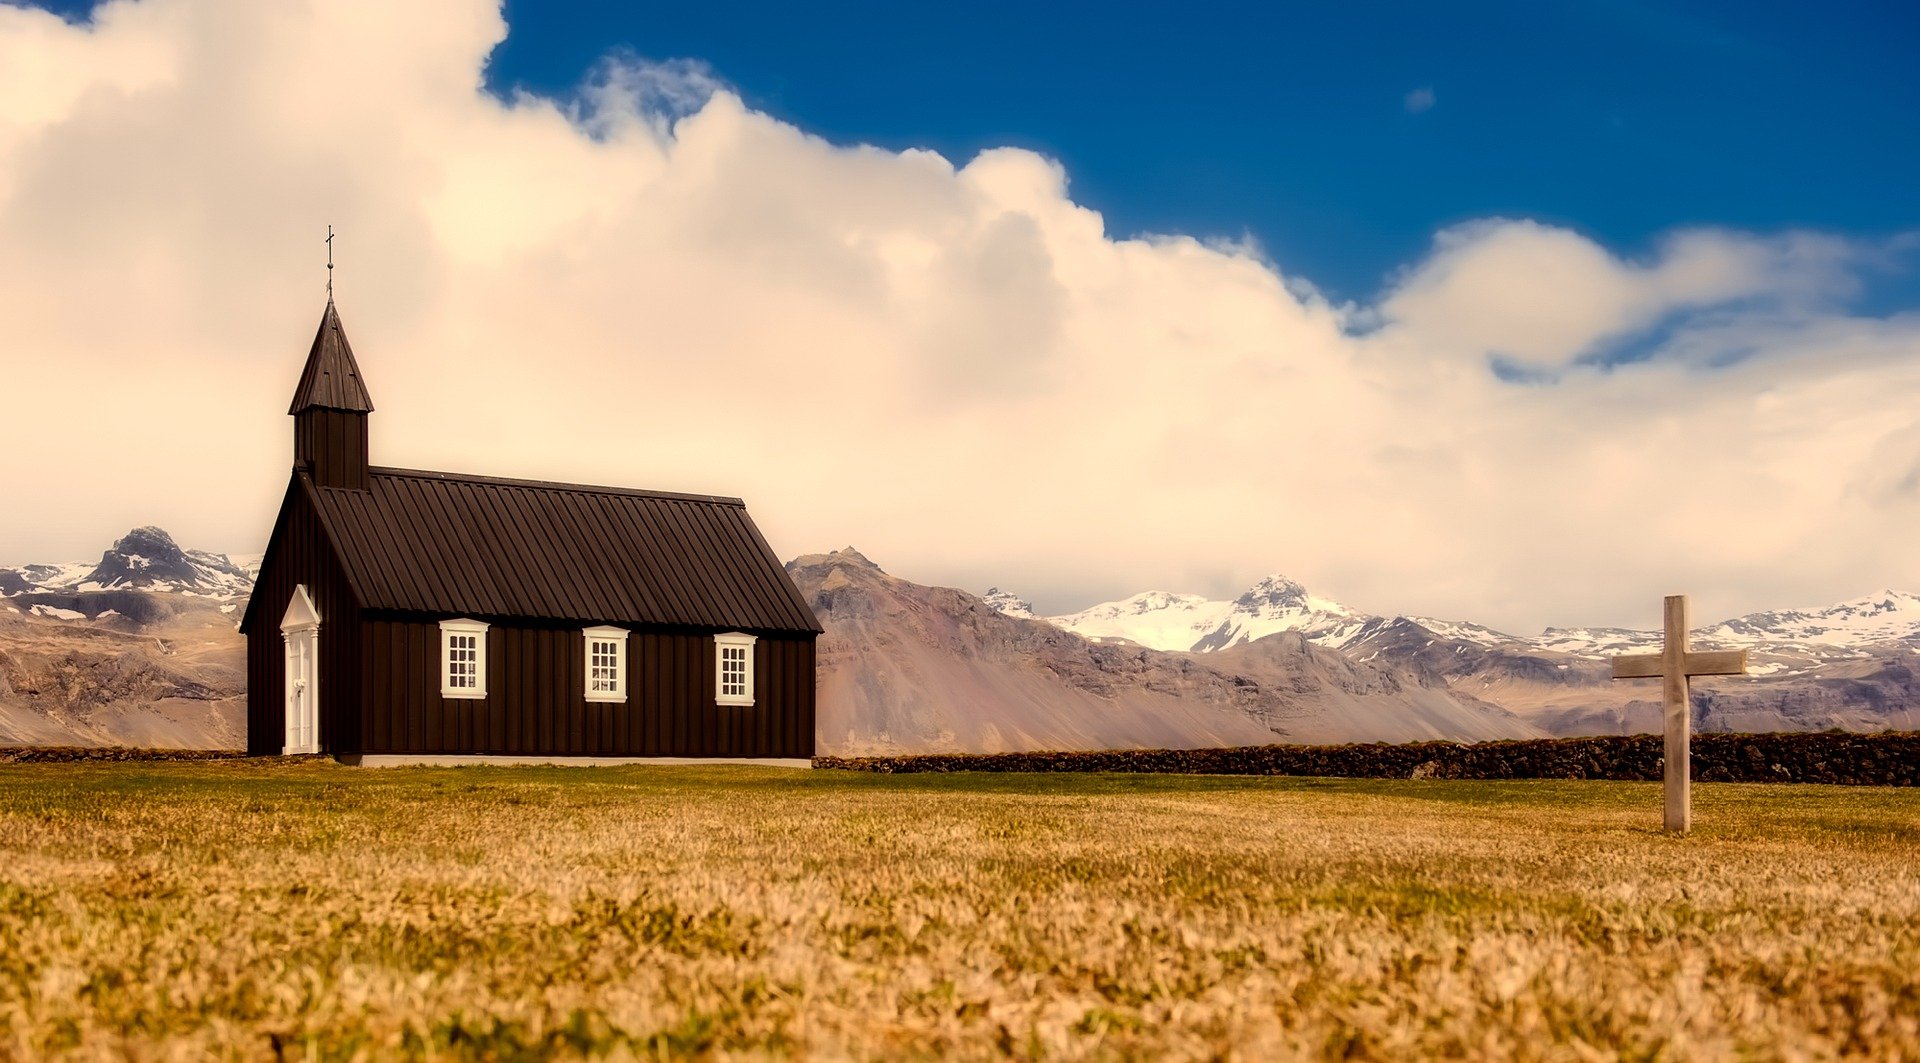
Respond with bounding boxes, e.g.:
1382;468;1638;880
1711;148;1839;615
1683;649;1747;676
1611;655;1664;680
1611;648;1748;679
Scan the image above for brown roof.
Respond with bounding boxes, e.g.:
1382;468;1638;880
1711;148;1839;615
288;301;375;414
300;466;821;633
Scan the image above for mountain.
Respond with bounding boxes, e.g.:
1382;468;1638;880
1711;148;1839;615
0;588;246;748
788;548;1541;755
979;587;1036;620
999;577;1920;738
1025;577;1920;662
1042;576;1371;653
2;527;251;747
1528;590;1920;662
1;526;258;600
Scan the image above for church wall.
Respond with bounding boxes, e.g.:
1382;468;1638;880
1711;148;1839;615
356;619;817;758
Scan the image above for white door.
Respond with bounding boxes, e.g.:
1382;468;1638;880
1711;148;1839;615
281;586;321;755
284;629;318;754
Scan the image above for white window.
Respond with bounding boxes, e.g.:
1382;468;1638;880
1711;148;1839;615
583;625;628;703
714;632;756;706
440;618;489;699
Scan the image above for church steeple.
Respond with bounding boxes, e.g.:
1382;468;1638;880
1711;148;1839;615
290;300;374;489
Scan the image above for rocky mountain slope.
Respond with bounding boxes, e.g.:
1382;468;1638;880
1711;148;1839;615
0;592;245;748
2;528;251;748
789;549;1541;754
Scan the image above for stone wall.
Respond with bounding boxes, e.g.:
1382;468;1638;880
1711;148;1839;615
0;747;248;763
815;731;1920;786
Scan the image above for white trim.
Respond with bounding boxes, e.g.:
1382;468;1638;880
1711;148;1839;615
583;625;628;703
714;631;756;706
440;618;489;699
280;586;321;755
338;755;812;769
281;584;321;631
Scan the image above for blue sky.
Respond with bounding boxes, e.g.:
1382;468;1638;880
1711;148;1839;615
472;0;1920;305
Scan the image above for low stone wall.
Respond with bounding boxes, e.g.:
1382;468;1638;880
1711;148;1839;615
815;731;1920;786
0;747;246;764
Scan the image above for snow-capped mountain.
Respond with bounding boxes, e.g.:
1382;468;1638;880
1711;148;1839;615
1038;576;1368;653
1;527;258;600
1401;616;1524;648
1702;590;1920;648
1192;576;1369;651
990;576;1920;661
979;587;1036;620
1047;591;1236;650
1519;591;1920;670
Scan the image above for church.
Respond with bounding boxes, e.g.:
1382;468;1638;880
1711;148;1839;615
239;300;821;765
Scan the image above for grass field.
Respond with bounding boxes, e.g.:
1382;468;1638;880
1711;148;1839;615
1;764;1916;1060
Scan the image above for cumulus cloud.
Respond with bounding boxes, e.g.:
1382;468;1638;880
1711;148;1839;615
0;0;1917;633
1376;221;1862;369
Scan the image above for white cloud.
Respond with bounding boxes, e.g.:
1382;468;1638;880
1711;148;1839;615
0;0;1916;633
1404;86;1435;114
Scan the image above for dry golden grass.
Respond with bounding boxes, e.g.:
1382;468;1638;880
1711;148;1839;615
0;763;1916;1060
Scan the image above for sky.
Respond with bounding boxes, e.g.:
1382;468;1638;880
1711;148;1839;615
0;0;1917;632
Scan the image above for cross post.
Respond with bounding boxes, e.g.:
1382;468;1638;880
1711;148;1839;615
1610;594;1747;833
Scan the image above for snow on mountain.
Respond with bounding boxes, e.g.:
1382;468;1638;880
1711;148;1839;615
1031;576;1368;653
1192;576;1370;651
1702;590;1920;648
1;527;256;600
1045;590;1236;650
996;572;1920;662
1520;592;1920;660
980;587;1036;620
1402;616;1523;648
1528;627;1664;658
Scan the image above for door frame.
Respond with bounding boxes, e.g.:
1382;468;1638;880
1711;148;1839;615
281;585;321;755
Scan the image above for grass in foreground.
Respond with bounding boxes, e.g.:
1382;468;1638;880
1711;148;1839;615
0;764;1916;1060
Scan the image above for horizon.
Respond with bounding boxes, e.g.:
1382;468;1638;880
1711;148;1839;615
1;0;1916;631
7;518;1917;636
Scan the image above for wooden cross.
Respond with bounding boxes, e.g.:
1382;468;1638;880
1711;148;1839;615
1610;594;1747;833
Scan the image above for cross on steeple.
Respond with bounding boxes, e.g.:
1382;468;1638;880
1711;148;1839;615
325;225;335;302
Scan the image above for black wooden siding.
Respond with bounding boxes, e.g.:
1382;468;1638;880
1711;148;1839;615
245;481;361;756
357;620;816;757
295;408;370;490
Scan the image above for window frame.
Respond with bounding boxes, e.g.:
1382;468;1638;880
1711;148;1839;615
713;632;757;706
440;618;490;699
583;625;629;703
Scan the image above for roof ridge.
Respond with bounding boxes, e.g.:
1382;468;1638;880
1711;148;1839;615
364;466;747;507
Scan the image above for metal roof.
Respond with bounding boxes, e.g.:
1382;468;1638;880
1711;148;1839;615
302;467;822;633
288;301;375;414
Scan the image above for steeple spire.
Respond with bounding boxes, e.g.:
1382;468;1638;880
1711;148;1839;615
288;300;374;414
